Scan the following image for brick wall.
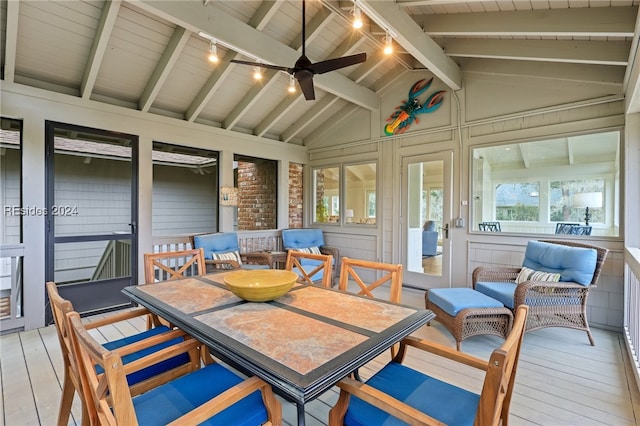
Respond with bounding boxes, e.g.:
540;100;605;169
237;160;276;230
288;163;303;228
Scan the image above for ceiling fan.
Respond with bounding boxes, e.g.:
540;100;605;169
230;0;367;101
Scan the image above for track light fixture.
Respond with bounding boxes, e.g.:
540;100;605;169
253;66;263;80
383;32;393;55
352;5;363;29
208;41;219;63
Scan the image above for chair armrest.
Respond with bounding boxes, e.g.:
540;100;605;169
400;336;488;371
334;376;443;425
320;245;340;260
205;259;240;272
85;307;151;329
514;279;590;307
170;376;279;425
472;266;520;288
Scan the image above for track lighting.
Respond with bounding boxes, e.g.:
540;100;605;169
288;74;296;93
208;41;219;63
383;32;393;55
352;6;363;29
253;66;263;80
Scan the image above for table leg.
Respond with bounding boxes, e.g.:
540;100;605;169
296;402;306;426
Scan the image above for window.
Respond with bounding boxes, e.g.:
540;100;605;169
152;142;219;236
471;130;620;236
234;155;277;230
495;182;540;221
345;163;376;225
313;167;339;223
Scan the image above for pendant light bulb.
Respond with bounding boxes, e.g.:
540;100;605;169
208;41;219;63
352;6;363;29
253;66;263;80
383;33;393;55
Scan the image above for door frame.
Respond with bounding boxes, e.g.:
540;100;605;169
44;121;138;323
400;151;453;289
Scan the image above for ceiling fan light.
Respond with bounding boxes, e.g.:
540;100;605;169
352;6;363;29
208;41;218;63
288;75;296;93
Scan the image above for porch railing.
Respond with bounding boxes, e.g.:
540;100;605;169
92;240;132;280
624;247;640;393
0;244;25;330
152;230;283;255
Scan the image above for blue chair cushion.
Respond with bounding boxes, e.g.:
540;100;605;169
428;288;504;317
522;240;597;286
344;361;479;426
474;282;517;309
194;233;239;260
134;363;268;426
98;325;190;387
282;229;325;250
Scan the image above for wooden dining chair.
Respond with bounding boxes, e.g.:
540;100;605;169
66;310;282;426
329;305;529;426
338;257;403;303
285;250;333;288
143;247;206;284
46;282;198;426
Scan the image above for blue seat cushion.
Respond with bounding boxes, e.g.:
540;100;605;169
474;282;517;309
194;233;239;260
282;228;325;250
344;362;479;426
523;240;597;286
428;288;504;317
134;364;268;426
99;325;190;386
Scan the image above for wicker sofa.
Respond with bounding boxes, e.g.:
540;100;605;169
472;239;608;345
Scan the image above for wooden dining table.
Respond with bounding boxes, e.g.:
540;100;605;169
122;271;434;426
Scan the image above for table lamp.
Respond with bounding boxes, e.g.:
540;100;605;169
345;209;354;223
573;192;602;226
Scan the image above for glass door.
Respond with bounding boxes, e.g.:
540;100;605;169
402;151;452;289
45;121;138;322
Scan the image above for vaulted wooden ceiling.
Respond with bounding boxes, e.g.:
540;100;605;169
2;0;639;146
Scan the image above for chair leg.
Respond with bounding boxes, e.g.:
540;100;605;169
586;327;595;346
57;368;75;426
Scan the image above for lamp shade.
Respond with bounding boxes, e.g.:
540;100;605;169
345;209;354;218
573;192;602;208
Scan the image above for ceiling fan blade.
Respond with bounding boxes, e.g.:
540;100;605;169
230;59;291;73
297;75;315;100
309;52;367;75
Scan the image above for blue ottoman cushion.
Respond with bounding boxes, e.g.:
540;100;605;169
429;288;505;317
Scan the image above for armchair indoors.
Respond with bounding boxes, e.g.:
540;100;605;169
281;228;341;286
329;305;529;426
422;220;438;257
473;239;608;345
192;232;271;271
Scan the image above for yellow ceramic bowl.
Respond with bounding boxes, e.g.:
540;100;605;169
224;270;297;302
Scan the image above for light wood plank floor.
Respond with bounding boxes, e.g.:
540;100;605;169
2;288;639;426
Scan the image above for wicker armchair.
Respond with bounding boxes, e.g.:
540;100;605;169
472;240;608;345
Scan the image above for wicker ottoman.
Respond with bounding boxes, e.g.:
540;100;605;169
425;288;513;351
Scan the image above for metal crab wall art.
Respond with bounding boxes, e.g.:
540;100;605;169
384;78;446;136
